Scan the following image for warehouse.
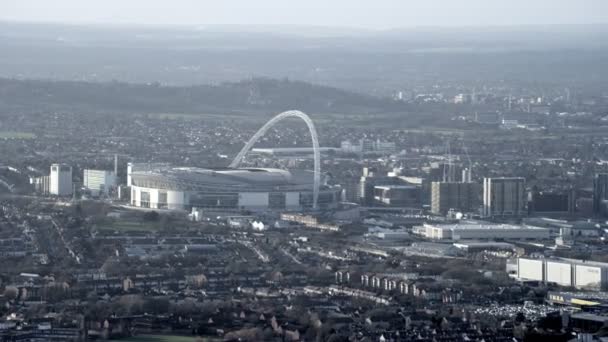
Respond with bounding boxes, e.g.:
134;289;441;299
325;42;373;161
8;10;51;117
417;222;551;241
510;257;608;290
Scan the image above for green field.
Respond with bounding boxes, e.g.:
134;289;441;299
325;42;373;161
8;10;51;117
0;131;36;139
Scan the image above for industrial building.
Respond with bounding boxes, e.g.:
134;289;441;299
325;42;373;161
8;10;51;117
509;257;608;290
483;177;526;217
83;169;117;196
49;163;72;196
129;166;341;211
416;222;550;241
430;181;480;215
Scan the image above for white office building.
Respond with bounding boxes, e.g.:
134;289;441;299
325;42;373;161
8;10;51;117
49;164;72;196
83;169;117;196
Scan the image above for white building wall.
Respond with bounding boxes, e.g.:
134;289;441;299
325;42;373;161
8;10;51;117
149;188;159;209
422;224;549;241
132;186;184;210
545;261;572;286
286;192;300;208
518;258;544;282
83;169;117;195
238;192;269;209
132;187;140;207
50;164;72;196
167;190;186;210
575;265;603;289
452;228;550;240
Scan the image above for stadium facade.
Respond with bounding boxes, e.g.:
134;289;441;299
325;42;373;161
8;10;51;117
129;166;340;211
128;111;340;212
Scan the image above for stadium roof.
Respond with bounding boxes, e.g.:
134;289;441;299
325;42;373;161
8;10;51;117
130;167;315;191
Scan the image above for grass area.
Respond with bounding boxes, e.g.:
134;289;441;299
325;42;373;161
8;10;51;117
0;131;36;139
114;335;199;342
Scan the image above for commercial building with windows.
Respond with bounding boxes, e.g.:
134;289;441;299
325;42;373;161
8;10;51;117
129;166;341;211
483;177;526;217
49;163;72;196
83;169;117;196
430;181;480;215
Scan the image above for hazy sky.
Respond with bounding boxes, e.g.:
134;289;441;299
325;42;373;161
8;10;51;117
1;0;607;29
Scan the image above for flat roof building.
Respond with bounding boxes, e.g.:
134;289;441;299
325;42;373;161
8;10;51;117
417;221;550;241
510;257;608;290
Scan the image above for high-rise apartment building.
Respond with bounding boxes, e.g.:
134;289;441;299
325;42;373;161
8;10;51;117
49;164;73;196
431;182;480;215
483;177;526;217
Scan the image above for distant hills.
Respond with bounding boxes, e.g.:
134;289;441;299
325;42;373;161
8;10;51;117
2;21;608;94
0;77;402;115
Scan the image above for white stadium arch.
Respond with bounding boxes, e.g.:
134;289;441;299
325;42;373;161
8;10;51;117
229;110;321;209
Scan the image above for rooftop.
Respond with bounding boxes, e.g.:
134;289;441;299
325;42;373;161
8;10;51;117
424;221;547;231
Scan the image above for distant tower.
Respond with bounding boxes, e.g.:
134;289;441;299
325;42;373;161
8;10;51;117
49;164;73;196
471;88;477;105
114;154;118;176
462;144;472;183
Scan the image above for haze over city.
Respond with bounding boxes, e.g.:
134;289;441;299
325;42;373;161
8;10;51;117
1;1;608;342
3;0;608;28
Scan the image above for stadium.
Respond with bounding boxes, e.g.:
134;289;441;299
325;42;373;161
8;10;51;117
128;111;341;212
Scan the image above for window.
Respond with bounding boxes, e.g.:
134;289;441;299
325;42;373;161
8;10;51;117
140;191;150;208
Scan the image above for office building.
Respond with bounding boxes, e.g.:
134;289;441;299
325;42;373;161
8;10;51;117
430;182;480;215
593;173;608;216
528;189;575;215
483;177;526;217
83;169;117;196
373;185;422;208
49;164;73;196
